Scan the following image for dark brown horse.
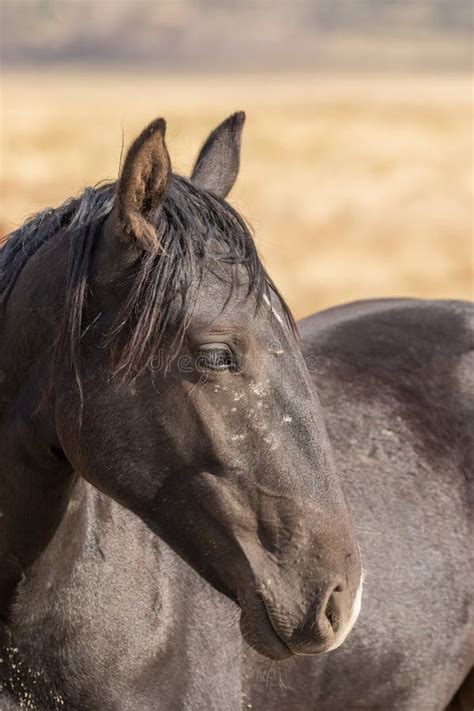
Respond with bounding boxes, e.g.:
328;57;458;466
0;114;362;709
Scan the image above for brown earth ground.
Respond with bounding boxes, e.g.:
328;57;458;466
1;71;472;317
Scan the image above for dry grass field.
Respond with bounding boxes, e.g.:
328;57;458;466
1;71;472;317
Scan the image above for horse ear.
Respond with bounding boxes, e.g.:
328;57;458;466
114;117;171;250
190;112;245;198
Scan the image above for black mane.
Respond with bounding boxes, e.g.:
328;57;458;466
1;176;295;381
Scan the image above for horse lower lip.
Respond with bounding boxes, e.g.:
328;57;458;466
241;617;293;660
239;593;294;659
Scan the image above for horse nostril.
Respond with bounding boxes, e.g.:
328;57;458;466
324;589;342;632
325;600;335;627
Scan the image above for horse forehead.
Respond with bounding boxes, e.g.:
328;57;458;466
197;264;253;296
190;276;260;320
193;272;287;327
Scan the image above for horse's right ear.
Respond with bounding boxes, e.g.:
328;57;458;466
112;118;171;251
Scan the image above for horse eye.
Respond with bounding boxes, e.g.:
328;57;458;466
196;346;237;373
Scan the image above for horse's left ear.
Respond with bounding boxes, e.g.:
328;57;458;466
190;112;245;198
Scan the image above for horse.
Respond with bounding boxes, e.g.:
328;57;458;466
243;299;473;710
0;113;363;709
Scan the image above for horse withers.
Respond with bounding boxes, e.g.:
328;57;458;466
0;114;361;708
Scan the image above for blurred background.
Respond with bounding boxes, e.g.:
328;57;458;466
1;0;472;316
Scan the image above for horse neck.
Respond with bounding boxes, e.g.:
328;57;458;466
0;235;76;621
0;401;75;620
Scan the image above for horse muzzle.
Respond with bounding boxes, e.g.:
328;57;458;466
238;570;363;659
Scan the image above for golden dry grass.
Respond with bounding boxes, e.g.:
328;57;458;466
1;71;472;317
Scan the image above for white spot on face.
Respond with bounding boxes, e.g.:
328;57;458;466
282;415;292;423
250;382;267;397
263;435;277;451
263;293;285;326
231;434;245;442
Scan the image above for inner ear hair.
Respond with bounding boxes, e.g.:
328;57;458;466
115;117;171;251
